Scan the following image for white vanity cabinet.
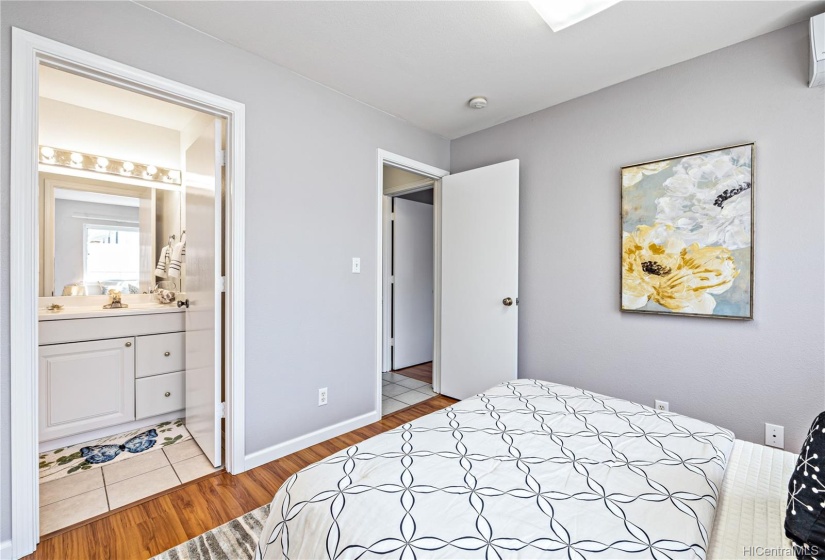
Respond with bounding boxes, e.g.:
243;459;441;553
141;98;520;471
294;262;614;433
39;337;136;441
39;309;186;443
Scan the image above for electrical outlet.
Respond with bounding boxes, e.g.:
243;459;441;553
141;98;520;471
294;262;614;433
318;387;328;406
655;400;669;412
765;423;784;449
352;258;361;274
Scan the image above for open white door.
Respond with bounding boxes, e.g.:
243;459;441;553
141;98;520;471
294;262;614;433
440;160;519;400
184;119;223;467
392;197;434;370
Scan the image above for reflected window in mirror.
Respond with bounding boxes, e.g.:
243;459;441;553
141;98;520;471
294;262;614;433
83;225;140;293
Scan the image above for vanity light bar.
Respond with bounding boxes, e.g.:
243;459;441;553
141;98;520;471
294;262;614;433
39;146;182;186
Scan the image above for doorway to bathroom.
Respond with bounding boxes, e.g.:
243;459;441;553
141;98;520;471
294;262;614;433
10;29;246;557
35;64;225;537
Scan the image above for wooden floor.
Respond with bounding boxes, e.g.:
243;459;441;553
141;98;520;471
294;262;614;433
27;395;457;560
392;361;432;383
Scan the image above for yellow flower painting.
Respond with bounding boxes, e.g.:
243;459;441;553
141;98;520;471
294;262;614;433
621;144;753;319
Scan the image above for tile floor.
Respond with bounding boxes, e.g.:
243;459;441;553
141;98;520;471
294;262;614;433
40;438;221;535
382;371;438;416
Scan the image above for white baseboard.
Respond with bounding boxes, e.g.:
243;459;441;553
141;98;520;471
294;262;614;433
244;410;380;471
1;538;12;560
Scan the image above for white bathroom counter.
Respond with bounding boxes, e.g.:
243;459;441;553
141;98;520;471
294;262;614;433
39;303;184;321
38;294;186;321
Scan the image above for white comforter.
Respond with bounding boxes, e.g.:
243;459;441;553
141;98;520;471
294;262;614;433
257;380;735;559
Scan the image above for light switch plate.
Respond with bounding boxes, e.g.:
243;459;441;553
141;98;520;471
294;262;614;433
352;257;361;273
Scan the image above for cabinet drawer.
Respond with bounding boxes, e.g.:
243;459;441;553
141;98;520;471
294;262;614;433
136;332;185;378
40;312;185;345
136;371;185;419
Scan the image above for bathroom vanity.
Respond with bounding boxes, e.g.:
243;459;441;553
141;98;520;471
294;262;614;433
38;299;186;443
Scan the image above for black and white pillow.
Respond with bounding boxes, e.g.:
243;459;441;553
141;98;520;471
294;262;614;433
787;412;825;557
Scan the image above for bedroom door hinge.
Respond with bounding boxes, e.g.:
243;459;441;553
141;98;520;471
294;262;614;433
390;275;395;284
389;338;395;346
220;150;227;167
218;276;226;293
390;212;395;221
220;402;226;418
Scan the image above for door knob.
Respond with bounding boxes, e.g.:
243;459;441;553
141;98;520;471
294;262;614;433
502;297;514;307
164;351;171;357
177;299;189;308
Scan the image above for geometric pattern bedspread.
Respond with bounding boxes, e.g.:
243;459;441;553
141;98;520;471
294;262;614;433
256;380;735;559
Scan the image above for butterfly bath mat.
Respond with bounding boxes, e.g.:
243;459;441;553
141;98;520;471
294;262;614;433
39;418;192;482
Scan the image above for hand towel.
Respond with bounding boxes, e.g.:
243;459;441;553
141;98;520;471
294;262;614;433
154;246;169;278
168;241;185;278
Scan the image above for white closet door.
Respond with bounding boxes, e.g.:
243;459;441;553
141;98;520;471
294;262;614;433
392;197;434;370
440;160;519;400
184;118;223;468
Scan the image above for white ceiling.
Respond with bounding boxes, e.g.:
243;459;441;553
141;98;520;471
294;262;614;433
137;1;825;139
39;65;203;131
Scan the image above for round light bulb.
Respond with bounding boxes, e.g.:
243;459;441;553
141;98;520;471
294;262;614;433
96;157;109;169
146;165;158;176
167;170;181;182
122;161;134;173
40;146;55;159
70;152;83;165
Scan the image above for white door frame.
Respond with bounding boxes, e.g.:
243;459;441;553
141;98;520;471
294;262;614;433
9;28;247;558
376;150;448;411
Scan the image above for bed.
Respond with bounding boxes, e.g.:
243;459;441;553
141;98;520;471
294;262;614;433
256;380;793;559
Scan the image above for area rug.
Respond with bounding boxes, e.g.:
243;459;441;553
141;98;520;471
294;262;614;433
39;418;192;482
152;505;270;560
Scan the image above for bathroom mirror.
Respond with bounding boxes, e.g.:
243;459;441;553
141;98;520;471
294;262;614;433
39;172;183;297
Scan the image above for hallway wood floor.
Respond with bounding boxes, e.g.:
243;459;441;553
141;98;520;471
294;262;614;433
25;395;457;560
392;361;433;383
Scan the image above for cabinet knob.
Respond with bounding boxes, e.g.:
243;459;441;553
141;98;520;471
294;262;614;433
164;351;171;357
125;342;132;347
164;391;171;397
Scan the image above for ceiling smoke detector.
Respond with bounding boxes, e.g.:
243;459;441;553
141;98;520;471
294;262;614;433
468;96;488;109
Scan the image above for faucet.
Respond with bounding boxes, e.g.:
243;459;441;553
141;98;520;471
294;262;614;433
103;289;129;309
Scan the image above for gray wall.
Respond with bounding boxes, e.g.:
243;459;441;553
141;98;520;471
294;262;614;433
0;1;449;542
451;22;824;452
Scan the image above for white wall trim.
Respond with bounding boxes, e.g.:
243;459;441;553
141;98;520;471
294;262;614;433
244;411;380;471
10;28;246;558
376;150;448;408
381;195;393;373
10;27;41;560
431;178;443;394
383;177;434;197
225;101;247;477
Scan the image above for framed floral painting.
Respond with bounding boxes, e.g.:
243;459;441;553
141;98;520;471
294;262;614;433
621;143;754;319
